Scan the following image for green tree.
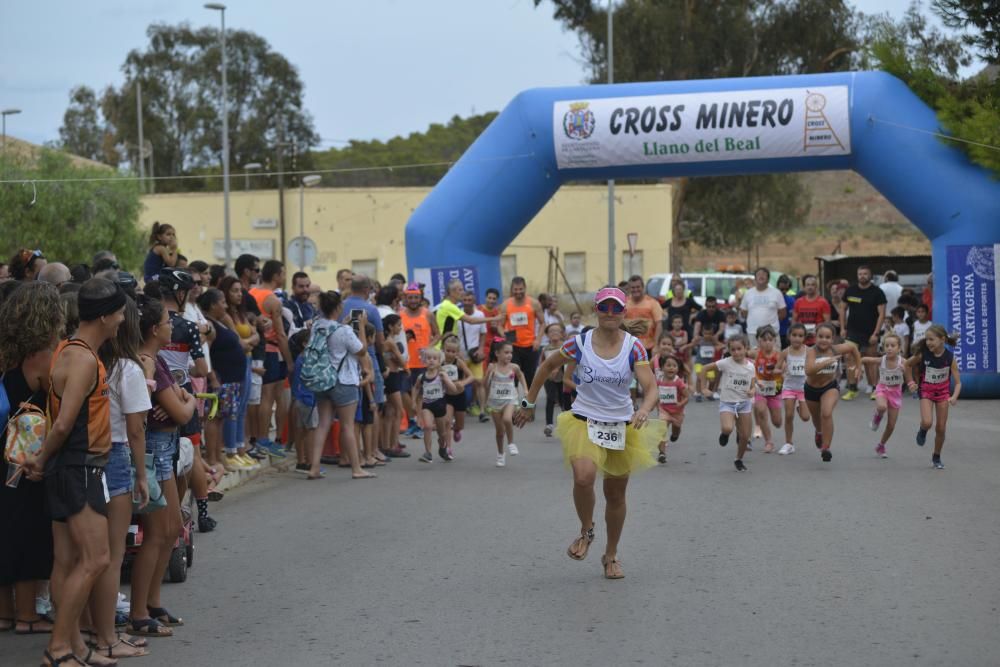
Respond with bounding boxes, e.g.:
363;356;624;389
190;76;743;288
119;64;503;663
61;23;318;192
934;0;1000;62
534;0;859;257
0;151;145;270
309;112;499;187
864;2;999;176
58;86;115;165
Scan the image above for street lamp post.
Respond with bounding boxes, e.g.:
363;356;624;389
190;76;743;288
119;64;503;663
204;3;231;269
243;162;262;190
2;108;22;155
298;174;321;270
607;1;616;286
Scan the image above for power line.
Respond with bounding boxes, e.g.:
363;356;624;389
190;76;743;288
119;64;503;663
868;115;1000;153
0;152;537;186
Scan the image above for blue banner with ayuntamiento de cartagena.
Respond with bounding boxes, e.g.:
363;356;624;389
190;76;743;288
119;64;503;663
429;265;480;305
946;244;1000;374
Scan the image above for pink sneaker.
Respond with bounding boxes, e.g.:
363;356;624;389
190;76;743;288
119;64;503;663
453;429;462;443
876;442;887;458
870;410;883;431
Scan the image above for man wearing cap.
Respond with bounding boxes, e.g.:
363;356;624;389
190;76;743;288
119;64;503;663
400;283;440;437
435;279;498;345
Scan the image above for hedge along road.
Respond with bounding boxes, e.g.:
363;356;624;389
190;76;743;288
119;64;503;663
3;396;999;666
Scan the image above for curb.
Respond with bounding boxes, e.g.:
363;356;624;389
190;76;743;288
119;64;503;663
214;454;296;493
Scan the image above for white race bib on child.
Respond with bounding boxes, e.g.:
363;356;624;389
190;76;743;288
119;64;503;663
423;381;444;402
587;419;626;450
787;358;806;376
879;367;904;386
443;364;458;381
804;323;817;333
757;380;778;396
816;356;838;374
699;345;715;359
658;385;678;404
925;366;949;384
490;382;514;401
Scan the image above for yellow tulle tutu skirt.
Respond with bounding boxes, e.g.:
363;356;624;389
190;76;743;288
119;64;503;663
555;411;666;478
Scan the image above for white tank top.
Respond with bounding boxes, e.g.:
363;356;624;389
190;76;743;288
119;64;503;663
783;349;807;391
571;331;638;423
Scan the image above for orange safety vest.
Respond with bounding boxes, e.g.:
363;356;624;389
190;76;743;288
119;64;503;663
249;287;279;352
504;298;537;348
401;307;432;369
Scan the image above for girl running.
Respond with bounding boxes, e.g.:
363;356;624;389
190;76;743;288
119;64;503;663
699;335;756;472
905;325;961;469
804;322;862;463
441;334;474;453
777;323;810;455
514;287;663;579
862;332;906;459
484;341;527;467
413;348;460;463
652;353;688;464
751;326;783;454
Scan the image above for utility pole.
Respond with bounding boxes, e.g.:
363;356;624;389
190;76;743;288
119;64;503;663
275;139;294;265
136;81;145;193
607;0;616;286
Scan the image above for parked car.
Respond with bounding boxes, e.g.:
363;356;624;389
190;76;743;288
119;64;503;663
646;272;754;308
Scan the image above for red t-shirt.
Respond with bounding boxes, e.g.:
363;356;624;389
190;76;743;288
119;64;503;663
793;295;831;342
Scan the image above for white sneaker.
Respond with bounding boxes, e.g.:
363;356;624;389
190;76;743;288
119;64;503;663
778;443;794;455
712;392;720;400
544;424;553;437
496;453;506;467
508;443;519;456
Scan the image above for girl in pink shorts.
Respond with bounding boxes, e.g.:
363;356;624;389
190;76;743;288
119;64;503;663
751;326;783;454
777;323;811;455
861;333;906;459
905;325;962;469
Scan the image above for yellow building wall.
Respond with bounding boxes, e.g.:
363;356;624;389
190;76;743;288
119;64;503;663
138;183;672;294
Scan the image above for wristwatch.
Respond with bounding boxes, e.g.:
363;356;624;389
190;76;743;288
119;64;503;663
520;398;535;409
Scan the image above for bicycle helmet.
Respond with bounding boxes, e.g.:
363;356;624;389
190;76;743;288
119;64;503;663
158;267;195;293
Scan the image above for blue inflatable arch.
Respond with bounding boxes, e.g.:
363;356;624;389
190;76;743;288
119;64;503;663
405;72;1000;397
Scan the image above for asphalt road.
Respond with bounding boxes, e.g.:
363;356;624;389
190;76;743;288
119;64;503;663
4;394;1000;666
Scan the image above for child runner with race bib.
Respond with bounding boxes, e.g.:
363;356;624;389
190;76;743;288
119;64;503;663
700;335;756;472
652;352;688;464
862;332;907;459
905;325;961;469
776;323;811;455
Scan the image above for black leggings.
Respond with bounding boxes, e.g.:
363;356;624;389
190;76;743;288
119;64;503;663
512;345;538;388
544;379;572;425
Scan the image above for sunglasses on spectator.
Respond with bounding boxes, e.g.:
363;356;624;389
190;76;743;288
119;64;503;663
596;301;625;314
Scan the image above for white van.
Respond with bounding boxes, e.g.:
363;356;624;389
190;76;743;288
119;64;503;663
646;273;753;308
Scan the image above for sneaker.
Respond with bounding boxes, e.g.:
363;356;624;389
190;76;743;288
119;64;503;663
778;443;793;455
869;390;876;400
821;448;832;462
746;441;753;452
453;429;462;443
438;447;453;462
718;432;730;447
294;462;310;474
842;389;858;401
478;413;490;423
876;442;887;458
403;424;417;437
916;428;927;446
508;443;519;456
198;516;217;533
814;431;823;448
711;392;720;401
264;441;286;458
695;393;704;403
932;455;944;469
496;453;506;467
669;431;680;443
734;459;747;472
544;424;554;437
658;452;667;464
386;447;411;458
468;405;481;417
412;427;424;440
224;454;246;470
870;410;883;431
419;452;433;464
752;426;763;441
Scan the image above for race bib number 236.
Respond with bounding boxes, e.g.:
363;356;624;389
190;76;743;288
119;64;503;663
587;419;626;451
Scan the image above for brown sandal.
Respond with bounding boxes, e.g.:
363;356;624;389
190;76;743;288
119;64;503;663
566;525;595;561
601;554;624;579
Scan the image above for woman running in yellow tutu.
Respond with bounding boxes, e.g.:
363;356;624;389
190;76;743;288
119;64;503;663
514;287;664;579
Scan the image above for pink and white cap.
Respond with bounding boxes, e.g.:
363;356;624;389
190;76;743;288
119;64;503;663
594;286;627;307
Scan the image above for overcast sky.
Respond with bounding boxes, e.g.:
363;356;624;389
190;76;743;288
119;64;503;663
0;0;957;148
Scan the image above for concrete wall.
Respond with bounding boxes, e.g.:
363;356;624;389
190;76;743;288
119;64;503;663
139;183;672;294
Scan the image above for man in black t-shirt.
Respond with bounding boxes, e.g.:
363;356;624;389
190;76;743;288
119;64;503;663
841;265;886;399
